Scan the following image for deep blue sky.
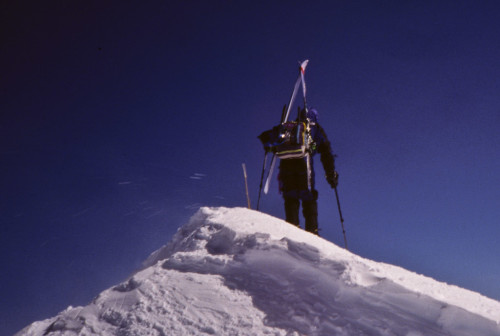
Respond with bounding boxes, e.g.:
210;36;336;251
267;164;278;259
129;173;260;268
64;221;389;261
2;1;500;334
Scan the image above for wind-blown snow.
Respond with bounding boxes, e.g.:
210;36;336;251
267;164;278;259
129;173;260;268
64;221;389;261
17;207;500;336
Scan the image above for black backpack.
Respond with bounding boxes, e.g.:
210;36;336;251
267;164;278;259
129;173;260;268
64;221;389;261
258;114;314;160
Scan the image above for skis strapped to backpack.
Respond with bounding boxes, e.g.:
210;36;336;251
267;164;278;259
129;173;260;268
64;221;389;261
256;60;314;209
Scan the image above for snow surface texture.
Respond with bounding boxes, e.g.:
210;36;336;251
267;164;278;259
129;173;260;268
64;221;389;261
17;207;500;336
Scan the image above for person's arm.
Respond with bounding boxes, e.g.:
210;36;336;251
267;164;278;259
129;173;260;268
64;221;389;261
316;124;338;188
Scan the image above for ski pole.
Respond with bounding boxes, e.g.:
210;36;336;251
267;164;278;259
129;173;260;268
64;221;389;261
256;151;268;210
334;186;348;250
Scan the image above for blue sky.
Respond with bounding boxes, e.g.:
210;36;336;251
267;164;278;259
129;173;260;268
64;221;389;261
2;1;500;334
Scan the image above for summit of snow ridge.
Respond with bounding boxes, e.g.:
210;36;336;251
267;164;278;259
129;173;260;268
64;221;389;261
142;206;349;269
16;207;500;336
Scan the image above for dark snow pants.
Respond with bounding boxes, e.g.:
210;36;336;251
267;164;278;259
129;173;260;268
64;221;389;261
284;190;319;235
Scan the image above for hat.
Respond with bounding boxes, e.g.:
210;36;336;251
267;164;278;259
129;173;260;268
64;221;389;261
309;108;319;122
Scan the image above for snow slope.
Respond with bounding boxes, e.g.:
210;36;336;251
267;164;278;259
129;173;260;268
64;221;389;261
16;207;500;336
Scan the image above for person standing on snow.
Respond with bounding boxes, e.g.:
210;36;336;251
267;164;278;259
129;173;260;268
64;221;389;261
277;108;338;235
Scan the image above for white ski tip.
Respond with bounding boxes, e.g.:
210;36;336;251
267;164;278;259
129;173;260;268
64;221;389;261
300;60;309;72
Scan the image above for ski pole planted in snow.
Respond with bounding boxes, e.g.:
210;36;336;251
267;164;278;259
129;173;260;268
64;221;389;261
334;186;348;250
242;163;251;209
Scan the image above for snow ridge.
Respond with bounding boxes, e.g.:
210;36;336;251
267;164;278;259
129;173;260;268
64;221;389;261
16;207;500;336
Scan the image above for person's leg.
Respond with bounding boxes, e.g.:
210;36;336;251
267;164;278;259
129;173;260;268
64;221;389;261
303;190;319;235
284;197;300;227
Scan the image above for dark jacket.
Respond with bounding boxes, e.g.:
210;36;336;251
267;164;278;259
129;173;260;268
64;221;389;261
278;122;335;199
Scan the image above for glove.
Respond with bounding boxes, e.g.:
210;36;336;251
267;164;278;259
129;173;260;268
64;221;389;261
326;171;339;189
